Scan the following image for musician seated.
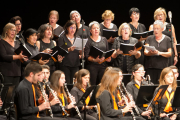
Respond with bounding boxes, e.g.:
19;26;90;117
14;62;60;120
49;70;79;120
96;67;141;120
70;69;98;120
154;67;180;120
126;64;152;118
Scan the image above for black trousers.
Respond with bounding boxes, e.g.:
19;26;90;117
59;66;79;84
86;64;106;85
146;68;162;84
74;112;98;120
27;116;68;120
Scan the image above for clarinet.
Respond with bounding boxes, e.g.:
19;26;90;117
117;85;136;120
44;81;69;117
121;82;140;116
64;83;83;120
38;82;53;118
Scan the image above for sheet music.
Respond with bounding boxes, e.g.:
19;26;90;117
73;38;88;50
144;45;157;51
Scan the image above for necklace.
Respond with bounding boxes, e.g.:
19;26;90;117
67;35;74;41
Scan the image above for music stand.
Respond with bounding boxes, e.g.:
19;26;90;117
136;85;158;106
172;87;180;108
76;85;96;120
146;85;168;120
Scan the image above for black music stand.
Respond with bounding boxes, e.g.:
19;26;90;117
136;85;158;106
1;84;15;120
88;85;100;112
172;86;180;108
146;85;168;120
76;85;96;120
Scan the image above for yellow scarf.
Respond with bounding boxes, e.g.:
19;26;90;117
32;84;40;118
111;94;118;110
164;90;174;113
81;88;90;105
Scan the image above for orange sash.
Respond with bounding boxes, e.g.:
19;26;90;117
164;90;174;113
135;84;140;89
111;94;118;110
32;84;40;118
58;93;67;115
81;88;90;105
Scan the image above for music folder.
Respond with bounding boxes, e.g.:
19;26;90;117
146;85;168;111
102;29;118;39
131;30;153;39
136;85;158;106
51;46;68;62
14;44;32;58
88;85;100;106
31;52;51;61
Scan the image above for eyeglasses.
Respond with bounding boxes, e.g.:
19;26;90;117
49;17;57;20
135;71;146;73
104;18;112;21
69;27;76;30
122;27;129;30
15;23;21;26
157;14;164;17
132;13;139;16
10;29;16;32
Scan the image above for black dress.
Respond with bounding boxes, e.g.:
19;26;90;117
76;25;90;39
84;36;109;85
129;23;146;66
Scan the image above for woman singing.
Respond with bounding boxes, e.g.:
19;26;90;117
84;21;111;85
111;23;141;73
100;10;118;50
70;69;98;120
149;7;178;66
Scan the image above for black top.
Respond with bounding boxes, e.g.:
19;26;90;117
163;23;172;38
16;31;25;45
76;25;90;39
0;39;21;76
96;90;123;120
54;25;64;37
111;37;138;73
145;35;171;69
129;23;146;34
39;40;56;70
14;78;39;120
100;23;118;50
84;36;109;66
57;34;80;67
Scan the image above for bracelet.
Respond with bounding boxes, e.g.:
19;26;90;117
121;109;124;114
175;55;178;57
92;58;95;62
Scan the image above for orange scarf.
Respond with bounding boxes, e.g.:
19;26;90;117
81;88;90;105
164;90;174;113
135;84;140;89
58;93;67;115
111;94;118;110
32;84;40;118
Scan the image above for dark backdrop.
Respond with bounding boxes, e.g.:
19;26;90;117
0;0;179;43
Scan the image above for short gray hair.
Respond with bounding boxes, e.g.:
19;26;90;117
70;10;81;19
89;21;100;30
153;20;164;29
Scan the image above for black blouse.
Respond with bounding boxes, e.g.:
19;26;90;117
129;23;146;34
57;34;80;67
76;25;90;39
0;39;21;76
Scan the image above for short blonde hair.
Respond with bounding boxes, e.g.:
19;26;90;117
2;23;16;40
118;23;132;36
102;10;114;21
154;7;167;21
48;10;59;20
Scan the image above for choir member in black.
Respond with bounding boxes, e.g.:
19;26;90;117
154;67;180;120
57;20;82;84
149;7;178;66
111;23;141;73
0;23;27;89
100;10;118;50
70;69;98;120
84;21;111;85
144;20;172;84
50;70;79;120
70;10;90;38
14;62;55;120
129;7;146;65
36;24;63;74
96;67;136;120
9;16;25;45
48;10;64;37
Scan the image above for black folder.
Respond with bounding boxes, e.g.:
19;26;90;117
88;85;100;106
51;46;68;62
120;42;142;55
132;31;153;39
14;44;32;58
89;46;115;59
102;29;118;39
31;52;51;61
